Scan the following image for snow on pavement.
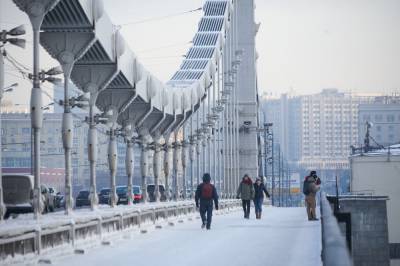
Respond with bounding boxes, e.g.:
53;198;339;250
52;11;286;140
53;207;322;266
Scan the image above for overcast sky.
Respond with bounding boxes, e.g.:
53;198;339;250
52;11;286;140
1;0;399;105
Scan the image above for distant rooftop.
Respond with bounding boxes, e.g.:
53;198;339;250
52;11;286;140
351;143;400;157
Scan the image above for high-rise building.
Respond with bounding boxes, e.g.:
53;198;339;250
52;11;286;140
358;96;400;148
261;93;301;162
261;89;389;193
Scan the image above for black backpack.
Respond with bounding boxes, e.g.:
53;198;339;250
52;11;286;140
303;178;310;195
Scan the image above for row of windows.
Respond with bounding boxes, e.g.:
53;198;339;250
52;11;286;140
362;114;400;122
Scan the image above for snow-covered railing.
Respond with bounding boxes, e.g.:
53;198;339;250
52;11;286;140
320;192;352;266
0;200;240;262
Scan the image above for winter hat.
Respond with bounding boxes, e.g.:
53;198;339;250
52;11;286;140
203;173;211;183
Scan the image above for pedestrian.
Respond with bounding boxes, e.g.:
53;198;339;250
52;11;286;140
302;170;321;221
236;174;255;219
253;177;270;219
195;173;219;230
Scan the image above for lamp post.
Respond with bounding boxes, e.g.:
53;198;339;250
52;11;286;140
13;0;60;219
1;24;25;221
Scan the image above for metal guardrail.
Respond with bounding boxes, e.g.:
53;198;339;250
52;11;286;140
0;200;240;262
320;192;352;266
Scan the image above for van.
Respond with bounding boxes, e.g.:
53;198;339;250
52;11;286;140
2;174;34;218
2;174;51;218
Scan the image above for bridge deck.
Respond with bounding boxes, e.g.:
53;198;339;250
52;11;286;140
54;207;322;266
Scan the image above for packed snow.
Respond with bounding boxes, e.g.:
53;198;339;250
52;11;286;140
43;207;322;266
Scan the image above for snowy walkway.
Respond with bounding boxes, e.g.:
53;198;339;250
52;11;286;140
54;207;322;266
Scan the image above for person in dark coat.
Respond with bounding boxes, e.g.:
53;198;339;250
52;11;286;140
253;177;270;219
303;170;320;221
195;173;219;230
236;174;255;219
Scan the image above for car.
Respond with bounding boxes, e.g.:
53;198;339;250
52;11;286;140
98;188;111;205
116;186;129;205
55;192;65;208
133;185;142;203
147;184;167;202
2;174;34;218
2;174;55;217
75;190;90;207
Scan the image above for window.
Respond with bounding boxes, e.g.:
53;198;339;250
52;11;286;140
376;126;381;132
374;114;383;122
388;125;394;131
22;128;30;135
387;114;395;122
10;128;17;136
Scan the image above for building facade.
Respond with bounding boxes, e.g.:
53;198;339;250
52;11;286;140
1;112;163;196
261;89;395;193
358;96;400;148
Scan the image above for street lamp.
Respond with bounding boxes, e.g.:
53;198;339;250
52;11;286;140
12;0;60;219
1;25;25;221
0;25;26;49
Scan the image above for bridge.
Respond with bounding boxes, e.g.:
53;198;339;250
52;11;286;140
0;0;351;265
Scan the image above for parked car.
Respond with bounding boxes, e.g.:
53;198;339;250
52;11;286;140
116;186;129;205
55;192;65;208
147;184;167;202
2;175;58;217
98;188;111;205
133;185;142;203
2;174;34;218
75;190;90;207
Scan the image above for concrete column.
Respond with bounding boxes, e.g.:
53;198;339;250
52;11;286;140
172;133;181;201
0;52;5;220
163;137;171;201
140;135;148;203
88;111;98;209
217;120;221;193
202;135;207;175
153;138;161;202
196;109;201;186
189;135;196;198
196;133;201;186
181;136;188;200
125;139;134;205
107;129;118;207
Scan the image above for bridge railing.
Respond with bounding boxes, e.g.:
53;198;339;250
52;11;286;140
320;192;352;266
0;200;240;263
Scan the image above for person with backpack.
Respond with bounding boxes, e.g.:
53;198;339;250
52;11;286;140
195;173;219;230
303;170;321;221
236;174;255;219
253;177;270;219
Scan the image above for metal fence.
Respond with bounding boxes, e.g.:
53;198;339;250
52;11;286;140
0;200;240;262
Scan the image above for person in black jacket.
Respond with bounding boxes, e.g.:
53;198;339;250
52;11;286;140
253;177;270;219
195;173;219;230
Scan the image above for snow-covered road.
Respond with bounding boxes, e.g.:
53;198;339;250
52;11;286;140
53;207;321;266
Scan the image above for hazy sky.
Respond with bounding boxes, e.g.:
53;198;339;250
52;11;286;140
1;0;400;106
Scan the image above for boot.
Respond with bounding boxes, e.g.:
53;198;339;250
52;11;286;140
258;212;262;219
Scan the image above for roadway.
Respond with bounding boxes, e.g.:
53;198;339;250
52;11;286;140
52;207;322;266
